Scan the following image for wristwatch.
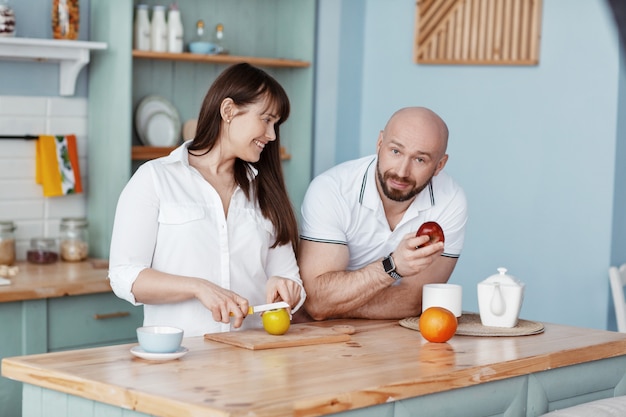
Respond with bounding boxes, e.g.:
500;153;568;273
382;253;402;281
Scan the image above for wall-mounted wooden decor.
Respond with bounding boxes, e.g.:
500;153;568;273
414;0;542;65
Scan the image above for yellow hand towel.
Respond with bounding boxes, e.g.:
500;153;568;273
35;135;83;197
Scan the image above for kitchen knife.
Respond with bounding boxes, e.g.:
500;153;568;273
229;301;290;316
247;301;289;314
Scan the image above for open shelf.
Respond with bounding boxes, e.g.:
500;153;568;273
132;50;310;68
0;37;107;96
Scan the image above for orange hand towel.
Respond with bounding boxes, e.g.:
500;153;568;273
35;135;83;197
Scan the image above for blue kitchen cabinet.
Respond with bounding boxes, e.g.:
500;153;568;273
0;293;143;417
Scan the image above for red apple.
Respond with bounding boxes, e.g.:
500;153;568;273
416;221;445;248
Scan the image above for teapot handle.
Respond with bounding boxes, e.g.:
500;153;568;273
490;283;506;316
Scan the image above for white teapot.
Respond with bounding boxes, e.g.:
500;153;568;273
477;267;525;328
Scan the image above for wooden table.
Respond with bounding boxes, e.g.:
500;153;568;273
3;319;626;417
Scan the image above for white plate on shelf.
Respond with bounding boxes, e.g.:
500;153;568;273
144;111;179;147
130;345;189;361
135;95;181;147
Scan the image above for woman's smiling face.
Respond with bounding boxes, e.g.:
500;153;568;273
226;98;280;163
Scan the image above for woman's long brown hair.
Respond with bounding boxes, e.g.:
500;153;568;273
188;63;299;255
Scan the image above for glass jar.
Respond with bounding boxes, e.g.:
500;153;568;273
52;0;79;40
0;221;16;266
60;217;88;262
0;0;16;37
27;238;59;264
214;23;228;55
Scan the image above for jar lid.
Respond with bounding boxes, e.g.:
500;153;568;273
30;237;57;249
60;217;88;228
0;221;15;232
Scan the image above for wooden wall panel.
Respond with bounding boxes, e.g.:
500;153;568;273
414;0;542;65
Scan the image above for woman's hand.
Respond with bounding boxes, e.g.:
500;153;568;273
194;279;250;328
266;276;302;312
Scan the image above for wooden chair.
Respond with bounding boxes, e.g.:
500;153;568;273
609;264;626;333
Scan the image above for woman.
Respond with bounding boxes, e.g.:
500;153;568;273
108;63;305;337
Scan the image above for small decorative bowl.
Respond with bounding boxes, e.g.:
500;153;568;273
136;326;184;353
188;41;217;55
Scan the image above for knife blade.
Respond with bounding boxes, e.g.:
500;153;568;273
247;301;289;315
229;301;290;317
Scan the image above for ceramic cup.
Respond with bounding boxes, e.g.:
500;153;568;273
422;283;463;317
136;326;184;353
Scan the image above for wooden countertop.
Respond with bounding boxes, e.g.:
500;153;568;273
3;319;626;417
0;259;111;303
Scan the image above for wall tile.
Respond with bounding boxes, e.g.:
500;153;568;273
47;97;88;117
0;158;36;179
0;95;88;261
0;117;46;138
0;96;47;116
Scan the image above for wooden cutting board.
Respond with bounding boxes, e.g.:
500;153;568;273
204;323;351;350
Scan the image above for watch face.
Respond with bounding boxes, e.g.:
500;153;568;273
383;255;395;273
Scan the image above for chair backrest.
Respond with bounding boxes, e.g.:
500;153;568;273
609;264;626;332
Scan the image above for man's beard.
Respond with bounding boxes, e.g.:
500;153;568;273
376;162;431;202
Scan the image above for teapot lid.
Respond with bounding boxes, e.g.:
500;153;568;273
481;267;524;287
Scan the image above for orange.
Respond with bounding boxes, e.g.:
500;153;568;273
262;308;290;335
419;307;457;343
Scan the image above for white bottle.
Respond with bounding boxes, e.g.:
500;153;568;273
133;4;151;51
150;5;168;52
167;4;183;53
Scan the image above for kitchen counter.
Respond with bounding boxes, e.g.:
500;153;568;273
0;259;111;302
0;258;143;417
3;319;626;417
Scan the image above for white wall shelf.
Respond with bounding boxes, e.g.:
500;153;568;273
0;37;107;96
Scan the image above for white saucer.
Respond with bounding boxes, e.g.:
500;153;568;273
130;345;189;361
135;95;181;147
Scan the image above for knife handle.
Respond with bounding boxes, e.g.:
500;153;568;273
229;306;255;317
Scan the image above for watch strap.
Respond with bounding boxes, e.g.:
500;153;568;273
382;253;402;281
388;270;402;281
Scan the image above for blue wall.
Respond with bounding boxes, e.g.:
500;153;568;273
316;0;624;330
0;0;90;97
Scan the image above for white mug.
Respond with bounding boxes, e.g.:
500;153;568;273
422;283;463;317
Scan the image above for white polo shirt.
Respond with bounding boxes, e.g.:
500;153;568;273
300;155;468;270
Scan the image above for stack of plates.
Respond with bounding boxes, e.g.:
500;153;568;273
135;95;182;147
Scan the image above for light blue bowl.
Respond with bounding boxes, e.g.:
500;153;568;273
136;326;183;353
189;41;217;55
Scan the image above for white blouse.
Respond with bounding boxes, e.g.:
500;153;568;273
108;142;305;337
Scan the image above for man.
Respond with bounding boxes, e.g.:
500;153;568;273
298;107;468;320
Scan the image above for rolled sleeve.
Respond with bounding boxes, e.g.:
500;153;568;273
108;265;148;305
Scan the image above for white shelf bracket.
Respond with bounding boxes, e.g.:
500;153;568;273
0;38;107;96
